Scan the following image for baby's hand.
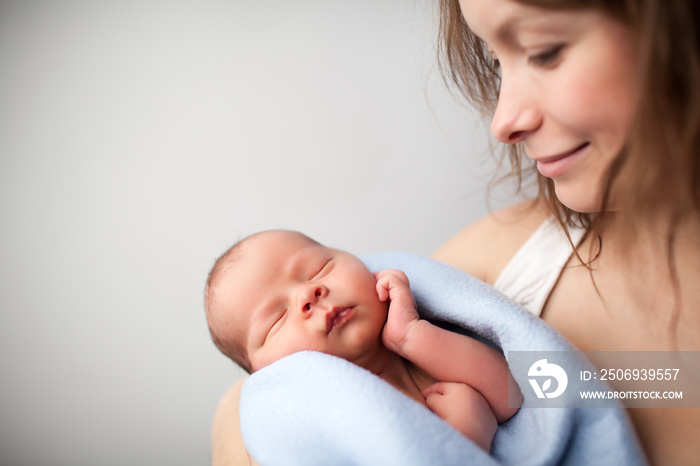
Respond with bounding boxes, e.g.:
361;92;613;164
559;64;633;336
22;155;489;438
422;382;497;452
375;269;419;355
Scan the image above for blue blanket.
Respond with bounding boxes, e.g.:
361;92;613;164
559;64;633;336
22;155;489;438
240;253;647;465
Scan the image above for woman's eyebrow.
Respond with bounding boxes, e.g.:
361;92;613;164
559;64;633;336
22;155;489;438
494;13;569;45
495;16;522;43
490;12;563;46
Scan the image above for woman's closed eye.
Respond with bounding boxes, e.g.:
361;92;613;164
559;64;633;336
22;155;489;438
529;44;565;67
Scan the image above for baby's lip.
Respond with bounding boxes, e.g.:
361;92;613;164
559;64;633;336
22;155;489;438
326;307;353;334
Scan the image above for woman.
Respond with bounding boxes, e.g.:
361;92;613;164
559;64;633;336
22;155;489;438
213;1;700;464
433;0;700;464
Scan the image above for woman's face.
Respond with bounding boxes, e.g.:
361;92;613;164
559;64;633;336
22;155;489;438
459;0;639;212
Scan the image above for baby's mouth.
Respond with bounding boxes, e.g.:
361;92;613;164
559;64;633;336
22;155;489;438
326;307;353;334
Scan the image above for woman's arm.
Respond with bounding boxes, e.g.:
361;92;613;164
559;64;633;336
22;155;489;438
211;378;258;466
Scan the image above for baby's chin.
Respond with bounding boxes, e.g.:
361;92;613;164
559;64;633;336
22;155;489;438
338;326;385;355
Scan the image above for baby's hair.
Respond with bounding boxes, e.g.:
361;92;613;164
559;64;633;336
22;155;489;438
204;230;321;373
204;235;253;373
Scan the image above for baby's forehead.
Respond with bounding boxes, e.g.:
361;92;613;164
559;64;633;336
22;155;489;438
226;230;320;281
240;231;318;261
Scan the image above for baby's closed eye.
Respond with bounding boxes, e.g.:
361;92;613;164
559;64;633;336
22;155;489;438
309;258;332;280
263;308;288;344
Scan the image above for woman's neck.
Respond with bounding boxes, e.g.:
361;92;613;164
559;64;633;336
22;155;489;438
598;207;700;265
587;208;700;348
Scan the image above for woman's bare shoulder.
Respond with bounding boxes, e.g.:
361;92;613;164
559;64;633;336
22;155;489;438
432;200;550;285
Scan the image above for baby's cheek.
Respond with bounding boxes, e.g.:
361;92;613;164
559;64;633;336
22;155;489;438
377;301;390;327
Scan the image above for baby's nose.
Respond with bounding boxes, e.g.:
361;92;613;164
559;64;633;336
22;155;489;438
298;284;326;314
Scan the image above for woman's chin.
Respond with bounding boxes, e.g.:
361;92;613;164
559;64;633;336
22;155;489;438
553;182;605;214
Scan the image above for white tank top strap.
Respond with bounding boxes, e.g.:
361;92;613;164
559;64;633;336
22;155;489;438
493;216;586;316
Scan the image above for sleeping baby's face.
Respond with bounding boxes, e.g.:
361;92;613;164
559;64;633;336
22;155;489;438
214;231;389;372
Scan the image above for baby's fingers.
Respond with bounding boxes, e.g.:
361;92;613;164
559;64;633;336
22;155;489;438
375;269;410;286
374;272;390;301
422;381;447;399
374;269;410;302
422;383;453;417
374;269;411;301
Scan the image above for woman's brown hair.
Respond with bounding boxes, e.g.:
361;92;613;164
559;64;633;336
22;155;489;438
437;0;700;253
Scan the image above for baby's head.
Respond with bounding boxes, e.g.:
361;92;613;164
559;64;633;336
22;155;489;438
205;230;389;373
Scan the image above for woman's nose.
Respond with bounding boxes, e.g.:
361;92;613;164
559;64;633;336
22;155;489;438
296;283;328;315
490;74;542;144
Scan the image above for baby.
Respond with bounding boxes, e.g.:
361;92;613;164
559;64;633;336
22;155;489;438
204;230;522;451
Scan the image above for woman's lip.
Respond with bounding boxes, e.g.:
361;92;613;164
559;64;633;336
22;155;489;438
535;142;589;178
326;307;353;334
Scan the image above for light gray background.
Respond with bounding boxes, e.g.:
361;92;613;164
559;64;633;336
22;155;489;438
0;1;513;464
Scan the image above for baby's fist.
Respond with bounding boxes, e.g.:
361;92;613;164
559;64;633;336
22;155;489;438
374;269;419;354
